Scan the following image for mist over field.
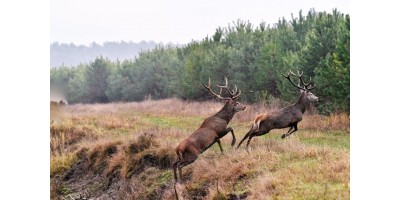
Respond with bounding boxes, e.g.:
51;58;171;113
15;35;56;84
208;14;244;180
50;41;159;67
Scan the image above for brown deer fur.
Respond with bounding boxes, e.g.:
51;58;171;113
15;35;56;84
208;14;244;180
236;71;318;151
172;78;245;183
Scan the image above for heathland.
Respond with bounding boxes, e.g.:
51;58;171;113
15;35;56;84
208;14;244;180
50;98;349;199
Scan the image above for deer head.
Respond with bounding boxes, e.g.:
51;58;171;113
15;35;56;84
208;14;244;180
282;70;318;103
202;77;246;113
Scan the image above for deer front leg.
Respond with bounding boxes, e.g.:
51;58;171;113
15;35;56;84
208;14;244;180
281;124;298;139
225;127;236;146
217;127;236;146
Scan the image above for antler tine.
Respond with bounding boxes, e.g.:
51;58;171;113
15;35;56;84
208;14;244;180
202;77;231;100
287;70;302;88
288;70;298;76
289;70;313;88
216;77;228;88
306;82;316;90
282;72;306;91
295;71;315;90
299;76;311;87
282;72;290;78
231;85;238;96
216;77;228;94
226;84;238;97
288;69;303;77
306;77;315;90
296;71;302;87
297;70;304;77
232;89;242;99
216;76;238;96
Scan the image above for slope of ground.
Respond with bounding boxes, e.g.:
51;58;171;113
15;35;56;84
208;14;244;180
50;98;349;199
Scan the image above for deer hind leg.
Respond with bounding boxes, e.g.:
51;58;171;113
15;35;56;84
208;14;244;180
244;130;269;152
236;124;258;149
281;123;298;139
177;154;198;183
172;161;180;183
244;135;254;152
216;140;224;154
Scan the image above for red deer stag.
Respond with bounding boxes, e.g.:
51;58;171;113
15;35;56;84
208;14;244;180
172;77;246;183
236;70;318;151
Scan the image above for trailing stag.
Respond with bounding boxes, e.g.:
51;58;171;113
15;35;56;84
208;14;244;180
236;70;318;151
172;77;246;183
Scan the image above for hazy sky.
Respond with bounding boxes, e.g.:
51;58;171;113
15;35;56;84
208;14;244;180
51;0;350;45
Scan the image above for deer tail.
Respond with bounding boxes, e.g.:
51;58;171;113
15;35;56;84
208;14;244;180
176;148;183;160
253;113;268;132
252;120;260;132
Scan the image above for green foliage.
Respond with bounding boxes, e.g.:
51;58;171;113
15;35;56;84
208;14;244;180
67;65;87;104
85;57;112;103
50;65;73;99
50;9;350;113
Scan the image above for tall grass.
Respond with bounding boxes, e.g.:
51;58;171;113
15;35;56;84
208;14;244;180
50;98;350;199
58;98;349;131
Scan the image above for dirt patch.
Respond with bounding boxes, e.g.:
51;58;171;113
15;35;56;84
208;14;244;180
51;133;177;200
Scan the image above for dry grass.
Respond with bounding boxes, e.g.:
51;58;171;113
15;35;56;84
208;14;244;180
50;98;350;199
50;153;78;177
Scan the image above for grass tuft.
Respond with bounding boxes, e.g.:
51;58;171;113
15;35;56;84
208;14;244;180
50;98;349;199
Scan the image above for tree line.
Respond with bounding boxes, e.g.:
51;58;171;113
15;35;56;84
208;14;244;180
50;9;350;114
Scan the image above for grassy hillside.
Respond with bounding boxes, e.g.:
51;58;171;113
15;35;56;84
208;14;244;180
50;98;349;199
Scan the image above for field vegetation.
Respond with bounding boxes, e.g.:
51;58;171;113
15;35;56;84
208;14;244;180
50;98;349;199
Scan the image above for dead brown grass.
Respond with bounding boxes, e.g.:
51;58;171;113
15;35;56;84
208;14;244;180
50;122;97;156
50;98;349;199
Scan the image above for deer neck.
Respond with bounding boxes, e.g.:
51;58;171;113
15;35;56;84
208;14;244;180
214;104;234;123
294;93;308;113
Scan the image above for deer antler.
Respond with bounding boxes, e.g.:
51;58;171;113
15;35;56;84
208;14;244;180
303;76;315;90
202;77;242;100
202;78;231;100
282;71;307;91
216;77;241;99
295;70;314;90
231;88;241;99
283;70;315;91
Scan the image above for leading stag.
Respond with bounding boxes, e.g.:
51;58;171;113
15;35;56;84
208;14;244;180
236;70;318;151
172;77;246;183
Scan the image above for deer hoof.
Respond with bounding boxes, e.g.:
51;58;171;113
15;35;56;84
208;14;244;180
281;134;286;139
